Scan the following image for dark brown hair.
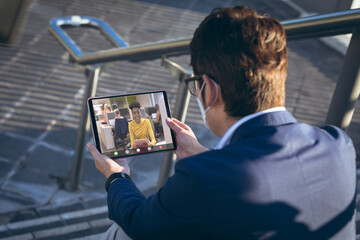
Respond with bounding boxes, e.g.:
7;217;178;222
129;101;141;111
190;6;287;117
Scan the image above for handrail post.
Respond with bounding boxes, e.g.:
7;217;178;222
68;65;101;191
325;27;360;131
156;58;192;190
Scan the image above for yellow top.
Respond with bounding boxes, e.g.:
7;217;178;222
128;118;156;148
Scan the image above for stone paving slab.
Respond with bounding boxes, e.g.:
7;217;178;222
23;145;72;178
0;192;35;216
48;189;105;206
83;197;107;209
0;163;13;185
6;215;61;231
0;133;33;162
60;206;107;221
0;225;10;238
1;167;58;209
0;204;111;239
89;218;112;229
0;233;33;240
43;126;79;150
34;222;90;239
36;201;85;217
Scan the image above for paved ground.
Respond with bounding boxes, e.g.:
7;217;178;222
0;0;359;238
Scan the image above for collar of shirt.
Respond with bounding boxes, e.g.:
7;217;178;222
215;107;287;150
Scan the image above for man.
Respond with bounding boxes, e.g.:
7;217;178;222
87;6;356;239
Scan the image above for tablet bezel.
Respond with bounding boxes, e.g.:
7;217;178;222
88;90;176;158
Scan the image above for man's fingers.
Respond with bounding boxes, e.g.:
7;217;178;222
166;118;182;134
87;143;104;160
166;117;191;133
171;118;191;131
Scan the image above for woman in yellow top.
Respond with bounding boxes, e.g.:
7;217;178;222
128;101;156;148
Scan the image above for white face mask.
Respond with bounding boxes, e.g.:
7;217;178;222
196;78;218;128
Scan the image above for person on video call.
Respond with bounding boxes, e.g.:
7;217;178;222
154;104;161;124
113;110;128;146
153;104;163;139
101;104;109;123
128;101;156;149
87;6;356;240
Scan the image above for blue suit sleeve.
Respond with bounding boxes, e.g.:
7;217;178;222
107;161;209;239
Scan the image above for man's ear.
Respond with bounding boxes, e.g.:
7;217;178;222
202;74;218;107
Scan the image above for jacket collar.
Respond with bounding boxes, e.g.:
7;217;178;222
230;111;297;143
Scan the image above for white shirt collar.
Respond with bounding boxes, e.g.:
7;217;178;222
215;107;286;149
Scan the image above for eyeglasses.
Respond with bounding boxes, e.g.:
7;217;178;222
184;75;204;96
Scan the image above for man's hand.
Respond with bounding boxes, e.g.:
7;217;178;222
87;143;130;178
166;118;208;159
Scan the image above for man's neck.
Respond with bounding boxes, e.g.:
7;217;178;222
215;107;287;149
209;110;241;138
221;115;241;137
210;106;286;138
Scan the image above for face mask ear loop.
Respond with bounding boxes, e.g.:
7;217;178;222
204;79;219;113
197;80;206;100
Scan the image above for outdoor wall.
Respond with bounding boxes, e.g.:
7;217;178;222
0;0;32;43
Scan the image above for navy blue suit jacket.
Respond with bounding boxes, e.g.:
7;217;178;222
107;111;356;239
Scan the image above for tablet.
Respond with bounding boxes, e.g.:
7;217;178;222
88;90;176;158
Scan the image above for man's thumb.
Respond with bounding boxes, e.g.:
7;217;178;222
166;118;180;133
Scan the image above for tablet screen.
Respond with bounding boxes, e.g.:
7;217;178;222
88;90;176;158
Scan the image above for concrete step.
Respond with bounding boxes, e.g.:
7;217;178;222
2;201;360;239
2;194;360;239
0;203;111;239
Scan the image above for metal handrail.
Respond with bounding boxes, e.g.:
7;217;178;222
48;9;360;65
283;8;360;40
48;16;128;59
